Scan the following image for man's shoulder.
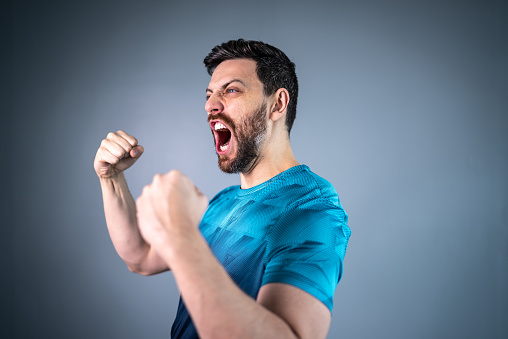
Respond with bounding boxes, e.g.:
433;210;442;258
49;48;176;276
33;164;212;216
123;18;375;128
269;166;349;236
277;165;341;209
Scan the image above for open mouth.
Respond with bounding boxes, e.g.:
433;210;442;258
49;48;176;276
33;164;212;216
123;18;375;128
211;120;232;154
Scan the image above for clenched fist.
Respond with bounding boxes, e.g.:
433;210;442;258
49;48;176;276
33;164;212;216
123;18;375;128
136;170;209;252
94;130;144;178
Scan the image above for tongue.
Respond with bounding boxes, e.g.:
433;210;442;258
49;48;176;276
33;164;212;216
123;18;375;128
217;129;231;148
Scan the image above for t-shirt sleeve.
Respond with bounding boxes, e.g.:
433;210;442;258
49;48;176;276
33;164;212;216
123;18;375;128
262;201;350;312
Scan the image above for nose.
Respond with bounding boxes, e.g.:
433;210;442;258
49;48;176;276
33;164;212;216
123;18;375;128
205;92;224;116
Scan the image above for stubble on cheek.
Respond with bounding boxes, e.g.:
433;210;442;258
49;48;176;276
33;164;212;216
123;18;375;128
206;99;267;174
220;102;267;174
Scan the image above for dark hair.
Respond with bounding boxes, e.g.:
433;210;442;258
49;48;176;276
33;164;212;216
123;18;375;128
204;39;298;135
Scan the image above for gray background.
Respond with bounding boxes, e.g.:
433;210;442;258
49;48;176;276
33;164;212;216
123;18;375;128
2;0;507;338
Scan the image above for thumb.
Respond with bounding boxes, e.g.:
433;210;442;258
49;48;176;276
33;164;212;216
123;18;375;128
130;145;144;159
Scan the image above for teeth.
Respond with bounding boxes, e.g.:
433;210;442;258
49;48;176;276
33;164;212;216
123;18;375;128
220;143;228;152
215;122;226;131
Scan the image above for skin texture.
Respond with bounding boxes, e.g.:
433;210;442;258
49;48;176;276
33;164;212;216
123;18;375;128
95;59;331;338
94;131;169;275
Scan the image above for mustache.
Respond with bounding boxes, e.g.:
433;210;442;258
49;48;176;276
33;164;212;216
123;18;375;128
207;112;237;132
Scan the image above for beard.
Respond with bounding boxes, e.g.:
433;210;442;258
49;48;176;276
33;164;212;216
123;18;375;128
209;101;267;174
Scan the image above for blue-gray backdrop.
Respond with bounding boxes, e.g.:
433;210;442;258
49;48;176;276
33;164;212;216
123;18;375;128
2;0;507;338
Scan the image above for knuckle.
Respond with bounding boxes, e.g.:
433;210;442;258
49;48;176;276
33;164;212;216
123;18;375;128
96;147;107;157
153;173;162;183
167;170;181;182
170;169;182;177
117;130;136;143
127;136;138;146
119;148;129;157
107;132;116;139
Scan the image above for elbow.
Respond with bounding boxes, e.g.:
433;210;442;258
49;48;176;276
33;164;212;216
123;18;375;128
126;263;168;276
126;264;153;276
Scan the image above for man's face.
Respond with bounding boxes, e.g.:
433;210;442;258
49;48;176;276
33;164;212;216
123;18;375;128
205;59;268;174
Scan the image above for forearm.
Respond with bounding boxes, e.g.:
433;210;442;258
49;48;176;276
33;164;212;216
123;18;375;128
100;173;166;274
154;228;299;339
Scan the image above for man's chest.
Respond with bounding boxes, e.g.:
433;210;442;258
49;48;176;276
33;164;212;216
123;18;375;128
199;196;282;298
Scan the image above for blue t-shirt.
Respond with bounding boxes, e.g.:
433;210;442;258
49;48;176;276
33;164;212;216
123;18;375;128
171;165;350;338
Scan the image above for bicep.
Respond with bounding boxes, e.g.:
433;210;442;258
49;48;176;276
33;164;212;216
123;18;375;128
257;283;331;339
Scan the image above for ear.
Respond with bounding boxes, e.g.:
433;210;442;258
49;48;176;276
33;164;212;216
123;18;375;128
269;88;290;122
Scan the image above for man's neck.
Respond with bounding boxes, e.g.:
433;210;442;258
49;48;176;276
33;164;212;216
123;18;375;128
239;145;299;189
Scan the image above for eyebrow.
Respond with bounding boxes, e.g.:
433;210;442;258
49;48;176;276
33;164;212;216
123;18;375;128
206;79;247;93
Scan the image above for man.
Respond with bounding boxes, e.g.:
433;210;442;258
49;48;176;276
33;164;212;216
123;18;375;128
94;39;350;339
